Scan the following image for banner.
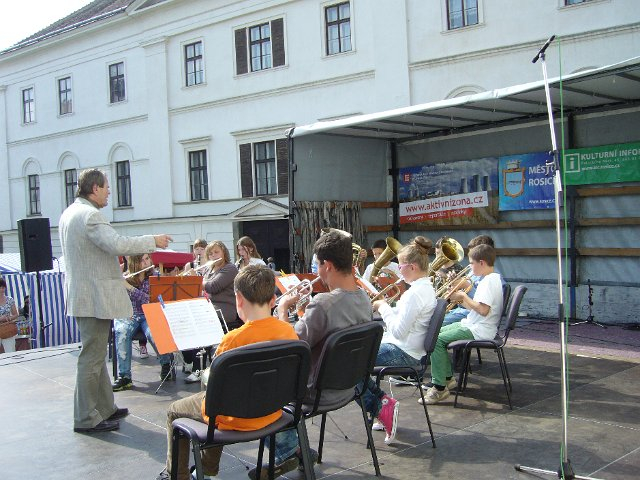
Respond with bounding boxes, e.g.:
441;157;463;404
499;152;555;211
398;157;498;226
563;141;640;185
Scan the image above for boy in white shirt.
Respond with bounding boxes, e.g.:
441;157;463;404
423;244;503;404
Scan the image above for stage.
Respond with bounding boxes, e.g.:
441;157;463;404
1;320;639;479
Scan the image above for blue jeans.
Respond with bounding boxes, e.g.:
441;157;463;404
268;429;299;465
358;342;422;418
114;314;171;379
443;307;469;326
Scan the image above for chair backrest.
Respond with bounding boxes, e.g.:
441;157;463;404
501;283;512;317
204;340;311;426
423;298;448;355
500;285;527;342
312;321;384;397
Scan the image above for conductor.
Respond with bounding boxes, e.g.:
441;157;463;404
59;168;172;433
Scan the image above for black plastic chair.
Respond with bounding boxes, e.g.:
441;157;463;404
170;340;314;480
301;321;384;476
372;298;448;448
447;285;527;409
476;283;511;366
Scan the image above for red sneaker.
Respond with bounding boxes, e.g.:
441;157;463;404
377;394;399;444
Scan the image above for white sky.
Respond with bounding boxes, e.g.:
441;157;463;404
0;0;93;51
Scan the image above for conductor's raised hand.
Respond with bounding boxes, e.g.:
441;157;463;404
154;234;173;249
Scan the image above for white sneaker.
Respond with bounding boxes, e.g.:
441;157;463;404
372;420;385;431
185;370;201;384
139;344;149;359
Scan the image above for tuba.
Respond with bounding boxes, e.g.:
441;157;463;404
352;243;367;274
369;237;403;281
428;237;465;277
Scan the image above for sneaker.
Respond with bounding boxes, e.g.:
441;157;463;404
389;375;418;386
247;453;299;480
139;344;149;359
155;468;169;480
160;363;172;380
112;377;132;392
189;465;212;480
422;377;457;391
418;386;450;405
372;420;385;431
185;370;202;384
183;362;193;374
378;394;399;445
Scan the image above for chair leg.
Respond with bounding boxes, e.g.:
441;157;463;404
317;414;327;463
255;438;265;480
417;383;436;448
192;443;203;480
170;428;181;480
500;349;513;391
476;347;482;365
454;349;471;408
359;400;381;476
268;434;276;480
297;420;317;480
497;351;513;410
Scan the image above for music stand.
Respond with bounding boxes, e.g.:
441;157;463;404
149;275;202;302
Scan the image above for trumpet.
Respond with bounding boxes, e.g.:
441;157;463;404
435;264;472;297
275;276;322;315
370;278;404;304
439;266;474;312
124;264;155;279
180;258;222;276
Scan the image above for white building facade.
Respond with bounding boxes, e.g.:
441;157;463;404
0;0;638;266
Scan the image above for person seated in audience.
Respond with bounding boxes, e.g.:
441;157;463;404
156;265;298;480
423;244;503;405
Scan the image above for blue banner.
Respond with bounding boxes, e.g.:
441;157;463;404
499;152;555;211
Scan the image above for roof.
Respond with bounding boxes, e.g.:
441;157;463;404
290;56;640;143
1;0;170;54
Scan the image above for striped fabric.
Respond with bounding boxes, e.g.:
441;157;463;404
3;272;80;348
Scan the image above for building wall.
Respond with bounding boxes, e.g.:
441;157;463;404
0;0;638;259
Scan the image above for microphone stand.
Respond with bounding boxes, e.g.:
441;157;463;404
514;36;601;480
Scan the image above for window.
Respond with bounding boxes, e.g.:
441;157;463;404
22;87;35;123
254;141;276;196
447;0;478;30
109;62;126;103
234;18;285;75
325;2;352;55
64;169;77;207
116;161;131;207
239;139;288;198
58;76;72;115
28;174;40;215
189;150;209;201
184;41;204;86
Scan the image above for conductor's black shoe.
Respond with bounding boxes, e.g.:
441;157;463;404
108;407;129;421
112;377;133;392
73;419;119;433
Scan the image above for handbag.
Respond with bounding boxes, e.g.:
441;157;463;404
0;321;18;339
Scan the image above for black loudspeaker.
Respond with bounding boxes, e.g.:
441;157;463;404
18;218;53;272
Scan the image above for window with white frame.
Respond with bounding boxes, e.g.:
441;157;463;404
58;76;73;115
22;87;35;124
189;150;209;201
109;62;126;103
239;139;288;198
184;41;204;86
325;2;352;55
64;169;77;207
447;0;479;30
28;174;40;215
116;161;132;207
234;18;285;75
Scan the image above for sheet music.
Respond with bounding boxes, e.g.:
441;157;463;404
162;298;226;350
279;275;301;291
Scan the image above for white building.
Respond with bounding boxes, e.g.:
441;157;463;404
1;0;638;269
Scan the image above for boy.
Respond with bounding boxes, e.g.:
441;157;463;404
156;265;298;480
423;244;503;404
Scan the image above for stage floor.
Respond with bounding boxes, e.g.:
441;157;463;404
1;320;639;480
